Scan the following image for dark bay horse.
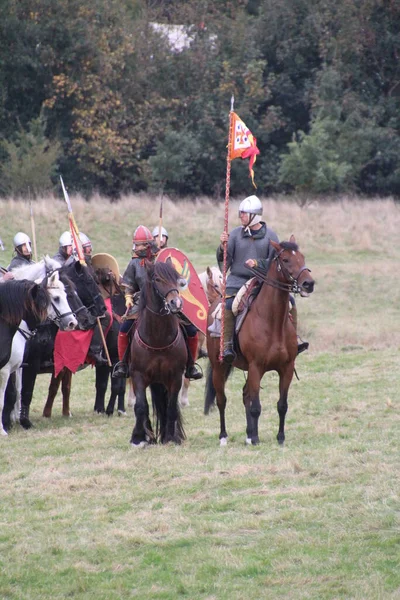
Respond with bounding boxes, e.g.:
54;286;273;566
205;236;315;446
20;261;105;427
0;280;57;435
93;267;127;416
130;261;188;446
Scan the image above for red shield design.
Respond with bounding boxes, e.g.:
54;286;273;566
156;248;208;334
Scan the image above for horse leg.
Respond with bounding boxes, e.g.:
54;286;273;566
0;370;11;436
20;365;38;429
115;378;127;415
243;366;262;445
165;379;185;444
277;365;294;445
42;369;63;418
213;363;230;446
11;369;22;426
2;373;17;433
179;376;190;407
130;376;153;446
60;369;72;417
95;365;109;414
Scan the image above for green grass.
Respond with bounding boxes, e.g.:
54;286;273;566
0;195;400;599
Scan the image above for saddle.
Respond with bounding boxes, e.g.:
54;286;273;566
207;278;262;338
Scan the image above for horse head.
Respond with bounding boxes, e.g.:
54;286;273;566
44;270;78;330
58;270;96;330
63;260;106;317
206;266;223;303
144;260;185;314
270;235;315;297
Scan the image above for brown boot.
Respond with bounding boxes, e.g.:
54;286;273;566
290;304;309;355
222;309;236;364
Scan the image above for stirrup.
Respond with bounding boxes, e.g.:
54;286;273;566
297;341;309;355
112;361;129;378
185;363;203;380
222;344;236;364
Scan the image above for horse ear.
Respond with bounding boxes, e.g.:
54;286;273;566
166;257;173;267
206;266;212;278
30;283;40;299
270;240;280;252
48;271;59;285
289;234;296;244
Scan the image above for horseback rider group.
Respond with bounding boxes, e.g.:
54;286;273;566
2;194;309;377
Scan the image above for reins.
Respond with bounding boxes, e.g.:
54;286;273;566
248;251;311;295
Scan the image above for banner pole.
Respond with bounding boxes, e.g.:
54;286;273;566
219;95;235;362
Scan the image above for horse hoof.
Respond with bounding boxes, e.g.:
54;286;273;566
20;418;33;430
245;438;252;445
117;410;127;417
220;437;228;447
131;441;148;449
1;429;8;436
180;398;189;408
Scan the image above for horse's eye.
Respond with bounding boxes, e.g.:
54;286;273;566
282;258;289;264
178;278;188;291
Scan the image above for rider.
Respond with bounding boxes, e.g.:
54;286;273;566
8;232;35;270
152;226;169;249
217;195;308;364
113;225;202;380
79;232;93;266
53;231;74;266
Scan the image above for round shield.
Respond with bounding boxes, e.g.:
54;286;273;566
156;247;208;335
91;253;121;281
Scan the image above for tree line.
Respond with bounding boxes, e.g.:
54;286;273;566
0;0;399;199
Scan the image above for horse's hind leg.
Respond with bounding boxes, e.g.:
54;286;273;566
2;373;17;433
277;365;294;445
243;366;262;446
43;369;63;418
213;363;229;446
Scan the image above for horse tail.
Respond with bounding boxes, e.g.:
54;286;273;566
150;383;186;443
204;360;216;415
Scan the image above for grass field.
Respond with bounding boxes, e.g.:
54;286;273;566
0;195;399;599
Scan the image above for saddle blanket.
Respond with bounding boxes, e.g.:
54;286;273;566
54;298;113;377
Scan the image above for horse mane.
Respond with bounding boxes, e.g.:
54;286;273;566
11;255;61;282
279;241;299;252
139;261;180;312
0;280;49;326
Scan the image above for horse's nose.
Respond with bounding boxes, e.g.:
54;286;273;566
170;296;183;312
302;279;314;293
67;317;78;330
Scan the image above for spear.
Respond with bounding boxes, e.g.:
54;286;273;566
60;175;85;264
60;175;111;367
29;200;38;262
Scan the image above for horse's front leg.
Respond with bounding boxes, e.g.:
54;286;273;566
10;369;22;425
243;365;262;445
212;363;229;446
94;365;109;414
43;369;64;418
0;370;11;436
277;363;294;445
130;374;153;447
165;377;185;445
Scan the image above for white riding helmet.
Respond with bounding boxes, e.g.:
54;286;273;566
13;232;32;253
238;195;263;227
59;231;73;247
79;232;92;249
152;226;169;239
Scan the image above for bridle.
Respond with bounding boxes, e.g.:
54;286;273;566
46;284;76;325
249;249;311;294
146;274;180;316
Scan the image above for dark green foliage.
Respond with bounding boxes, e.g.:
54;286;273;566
0;0;399;197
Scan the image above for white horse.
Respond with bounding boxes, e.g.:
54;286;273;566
0;258;77;435
179;266;223;408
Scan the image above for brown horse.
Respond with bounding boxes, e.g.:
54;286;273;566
129;260;188;446
205;236;315;446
